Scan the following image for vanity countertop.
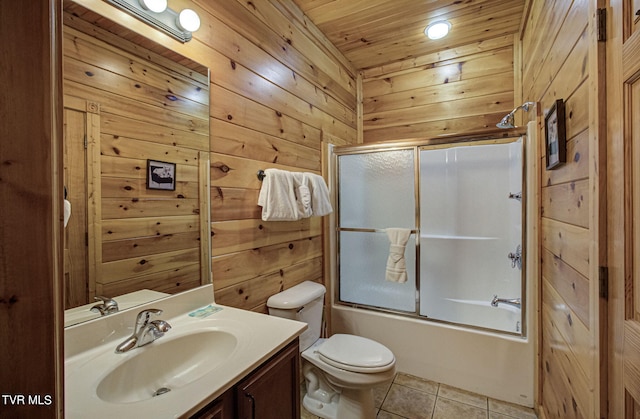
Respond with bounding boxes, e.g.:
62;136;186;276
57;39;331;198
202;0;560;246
64;286;306;418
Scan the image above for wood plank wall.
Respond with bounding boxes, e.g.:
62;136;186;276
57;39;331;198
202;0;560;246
65;0;357;314
62;17;210;301
199;0;358;311
0;2;64;416
360;35;516;142
521;1;602;418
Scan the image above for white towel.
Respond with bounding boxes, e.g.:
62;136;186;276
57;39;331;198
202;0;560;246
306;173;333;216
64;199;72;228
257;169;301;221
257;169;332;221
292;172;312;219
385;228;412;283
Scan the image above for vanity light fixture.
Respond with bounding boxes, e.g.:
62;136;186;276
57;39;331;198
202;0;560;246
177;9;201;33
425;20;451;40
139;0;167;13
106;0;201;43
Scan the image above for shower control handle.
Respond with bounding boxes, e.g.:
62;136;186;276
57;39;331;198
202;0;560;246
508;191;522;201
508;245;522;270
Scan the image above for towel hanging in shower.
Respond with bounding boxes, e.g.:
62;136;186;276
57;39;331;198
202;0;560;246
385;228;411;283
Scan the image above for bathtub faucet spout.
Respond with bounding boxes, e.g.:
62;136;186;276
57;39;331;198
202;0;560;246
491;295;521;309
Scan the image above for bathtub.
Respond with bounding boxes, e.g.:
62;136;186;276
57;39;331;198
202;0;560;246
331;302;534;407
441;298;523;334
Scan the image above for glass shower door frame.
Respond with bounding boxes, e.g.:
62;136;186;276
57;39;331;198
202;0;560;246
334;145;421;315
332;137;526;337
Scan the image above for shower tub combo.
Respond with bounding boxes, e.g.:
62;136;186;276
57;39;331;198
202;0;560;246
329;132;537;407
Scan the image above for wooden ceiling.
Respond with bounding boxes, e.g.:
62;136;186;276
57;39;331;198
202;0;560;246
290;0;527;70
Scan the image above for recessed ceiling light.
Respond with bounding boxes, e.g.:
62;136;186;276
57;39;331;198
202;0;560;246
425;20;451;40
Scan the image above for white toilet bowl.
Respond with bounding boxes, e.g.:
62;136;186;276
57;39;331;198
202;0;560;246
301;335;396;418
266;282;396;419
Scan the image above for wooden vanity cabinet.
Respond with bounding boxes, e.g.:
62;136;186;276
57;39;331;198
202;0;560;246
236;338;300;419
189;389;234;419
190;338;300;419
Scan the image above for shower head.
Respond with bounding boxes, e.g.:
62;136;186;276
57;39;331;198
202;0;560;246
496;113;516;129
496;101;536;129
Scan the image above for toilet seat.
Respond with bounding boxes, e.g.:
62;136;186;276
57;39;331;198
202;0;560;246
316;334;395;373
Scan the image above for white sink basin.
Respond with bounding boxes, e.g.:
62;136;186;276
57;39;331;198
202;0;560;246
96;330;237;404
65;295;307;419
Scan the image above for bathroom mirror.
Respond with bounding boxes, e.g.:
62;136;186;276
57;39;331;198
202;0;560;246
62;1;211;326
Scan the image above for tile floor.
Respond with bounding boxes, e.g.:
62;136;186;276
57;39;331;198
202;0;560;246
301;372;538;419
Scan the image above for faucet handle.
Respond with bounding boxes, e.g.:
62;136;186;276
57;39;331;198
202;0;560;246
150;319;172;334
143;308;162;315
90;296;119;315
135;308;163;327
95;296;118;309
116;309;168;353
94;295;113;303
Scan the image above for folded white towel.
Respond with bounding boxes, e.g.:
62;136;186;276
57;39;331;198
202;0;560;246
385;228;412;283
306;173;333;216
257;169;333;221
257;169;301;221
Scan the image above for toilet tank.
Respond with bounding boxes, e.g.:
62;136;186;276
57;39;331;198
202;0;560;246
266;281;326;351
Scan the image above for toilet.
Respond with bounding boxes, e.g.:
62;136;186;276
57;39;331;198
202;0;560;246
267;281;396;419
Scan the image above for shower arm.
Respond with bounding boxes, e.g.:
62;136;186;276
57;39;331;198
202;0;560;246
496;101;536;129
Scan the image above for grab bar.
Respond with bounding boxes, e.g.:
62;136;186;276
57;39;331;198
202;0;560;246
491;295;521;309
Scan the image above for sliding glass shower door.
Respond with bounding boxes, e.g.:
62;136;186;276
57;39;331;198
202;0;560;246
335;138;525;335
337;149;417;312
419;140;523;333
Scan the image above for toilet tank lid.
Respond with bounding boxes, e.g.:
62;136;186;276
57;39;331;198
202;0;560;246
266;281;326;309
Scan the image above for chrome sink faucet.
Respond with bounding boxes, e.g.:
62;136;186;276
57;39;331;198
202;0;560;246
491;295;521;309
115;309;172;354
90;296;119;316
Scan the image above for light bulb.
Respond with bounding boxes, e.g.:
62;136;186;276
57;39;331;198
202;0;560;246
177;9;201;33
139;0;167;13
425;21;451;40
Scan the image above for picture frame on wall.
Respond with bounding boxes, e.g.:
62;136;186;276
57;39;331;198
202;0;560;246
544;99;566;170
147;159;176;191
